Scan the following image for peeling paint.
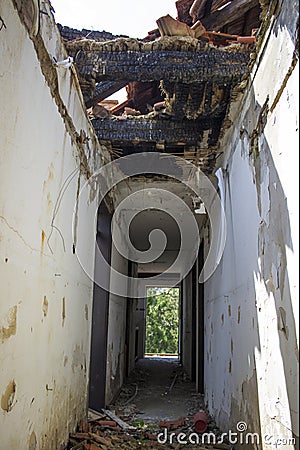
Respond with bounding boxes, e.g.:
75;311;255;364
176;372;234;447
28;431;37;450
0;305;17;343
228;304;231;317
42;296;48;317
230;374;262;450
278;306;289;340
84;304;88;321
62;297;66;327
47;192;53;210
0;1;97;448
1;380;16;412
269;41;299;114
41;229;45;253
72;174;81;254
72;344;86;373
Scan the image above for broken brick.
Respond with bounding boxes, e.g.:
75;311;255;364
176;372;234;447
71;440;89;450
89;433;112;447
237;36;256;44
144;432;158;440
70;432;90;440
89;445;100;450
159;418;185;430
97;420;117;427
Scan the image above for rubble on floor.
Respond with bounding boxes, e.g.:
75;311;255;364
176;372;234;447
66;362;233;450
66;409;233;450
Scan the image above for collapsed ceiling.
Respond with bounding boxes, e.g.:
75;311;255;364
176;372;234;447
58;0;262;172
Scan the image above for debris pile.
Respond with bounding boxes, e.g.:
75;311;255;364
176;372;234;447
66;408;234;450
65;362;235;449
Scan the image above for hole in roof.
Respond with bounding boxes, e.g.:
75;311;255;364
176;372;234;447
106;87;128;104
217;1;232;11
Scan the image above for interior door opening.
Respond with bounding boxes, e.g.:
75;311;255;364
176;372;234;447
145;287;180;358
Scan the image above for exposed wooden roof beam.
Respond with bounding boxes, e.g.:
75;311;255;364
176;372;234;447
73;46;250;84
92;116;224;146
85;81;128;108
201;0;259;31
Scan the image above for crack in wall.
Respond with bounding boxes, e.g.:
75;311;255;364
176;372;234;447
269;35;299;114
0;215;39;253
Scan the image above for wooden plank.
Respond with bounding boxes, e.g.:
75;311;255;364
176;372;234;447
88;408;106;421
102;409;135;430
156;14;195;37
92;117;213;145
211;0;233;13
74;48;250;84
70;442;87;450
85;81;128;108
176;0;194;25
201;0;259;31
110;99;130;114
190;0;207;21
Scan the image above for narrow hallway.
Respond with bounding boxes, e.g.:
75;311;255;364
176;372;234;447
113;357;203;422
73;359;225;450
0;0;298;449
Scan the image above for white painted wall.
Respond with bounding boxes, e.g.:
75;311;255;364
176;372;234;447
204;0;299;447
105;230;128;405
182;271;193;378
0;2;109;449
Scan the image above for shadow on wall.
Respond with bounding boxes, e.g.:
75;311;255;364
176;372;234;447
220;144;263;448
209;74;298;449
234;79;298;446
252;129;298;444
274;0;299;46
254;3;299;441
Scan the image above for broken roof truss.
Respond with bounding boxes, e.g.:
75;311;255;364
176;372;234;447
58;0;262;172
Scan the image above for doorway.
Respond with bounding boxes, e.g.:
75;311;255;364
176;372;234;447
89;201;112;410
145;287;180;357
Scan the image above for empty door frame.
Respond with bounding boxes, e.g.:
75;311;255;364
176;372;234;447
89;201;112;410
196;242;205;393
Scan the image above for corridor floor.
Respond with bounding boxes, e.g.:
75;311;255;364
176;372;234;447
112;357;205;423
68;359;227;449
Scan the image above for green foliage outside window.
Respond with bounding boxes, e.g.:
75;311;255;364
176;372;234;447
145;287;179;354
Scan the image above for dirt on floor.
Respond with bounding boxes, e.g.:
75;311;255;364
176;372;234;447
66;358;232;450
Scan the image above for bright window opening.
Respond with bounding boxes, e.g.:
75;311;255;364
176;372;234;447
145;287;180;357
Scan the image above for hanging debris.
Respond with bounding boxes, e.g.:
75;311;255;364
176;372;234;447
57;0;260;173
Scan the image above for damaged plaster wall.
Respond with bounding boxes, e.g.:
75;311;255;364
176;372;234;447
0;1;108;448
204;0;299;447
182;270;193;379
105;230;129;405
